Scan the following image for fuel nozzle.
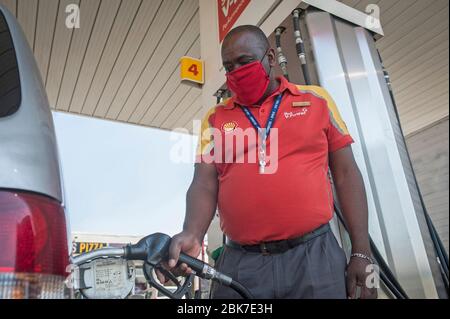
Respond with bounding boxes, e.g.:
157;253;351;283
125;232;171;265
125;233;253;299
124;233;193;299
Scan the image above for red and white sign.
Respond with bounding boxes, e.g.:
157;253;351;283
217;0;251;43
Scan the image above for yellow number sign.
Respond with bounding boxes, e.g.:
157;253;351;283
180;56;204;84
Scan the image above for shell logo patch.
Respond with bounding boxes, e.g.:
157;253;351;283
222;121;238;133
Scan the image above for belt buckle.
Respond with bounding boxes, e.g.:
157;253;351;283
260;242;270;256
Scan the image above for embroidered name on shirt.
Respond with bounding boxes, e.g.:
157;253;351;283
284;108;308;119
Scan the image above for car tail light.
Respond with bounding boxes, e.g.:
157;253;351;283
0;190;71;298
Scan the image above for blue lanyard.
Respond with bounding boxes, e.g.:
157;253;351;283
240;93;283;141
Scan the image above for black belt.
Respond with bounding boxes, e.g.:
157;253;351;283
226;223;330;255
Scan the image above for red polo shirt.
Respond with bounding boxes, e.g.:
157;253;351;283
196;77;354;244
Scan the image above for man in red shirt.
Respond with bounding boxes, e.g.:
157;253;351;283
162;25;377;299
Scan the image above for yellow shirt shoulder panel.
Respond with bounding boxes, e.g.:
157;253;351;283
295;85;350;135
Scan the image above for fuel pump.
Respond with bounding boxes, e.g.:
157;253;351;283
70;233;253;299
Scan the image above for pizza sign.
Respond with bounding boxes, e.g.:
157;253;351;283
73;242;108;254
218;0;251;43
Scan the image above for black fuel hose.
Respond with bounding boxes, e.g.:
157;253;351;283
229;280;254;299
370;237;409;299
275;27;290;81
275;28;282;48
292;9;312;85
379;270;406;299
215;89;225;105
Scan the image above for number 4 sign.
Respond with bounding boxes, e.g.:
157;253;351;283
180;56;204;84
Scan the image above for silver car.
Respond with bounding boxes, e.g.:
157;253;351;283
0;4;70;299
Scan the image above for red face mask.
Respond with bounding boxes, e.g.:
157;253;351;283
225;59;270;106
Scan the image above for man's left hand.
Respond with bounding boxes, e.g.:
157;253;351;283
346;257;378;299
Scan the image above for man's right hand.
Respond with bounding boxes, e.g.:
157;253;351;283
155;232;202;284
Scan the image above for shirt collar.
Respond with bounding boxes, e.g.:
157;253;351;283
222;76;302;110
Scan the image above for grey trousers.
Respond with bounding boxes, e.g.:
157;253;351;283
210;228;348;299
